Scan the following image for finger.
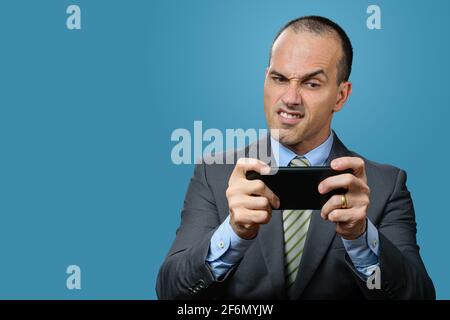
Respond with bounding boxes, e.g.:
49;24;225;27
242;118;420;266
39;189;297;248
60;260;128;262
233;208;271;225
330;157;366;178
327;209;353;223
321;194;350;220
234;195;272;211
318;173;357;194
245;179;280;209
230;158;271;182
249;209;272;225
228;179;280;209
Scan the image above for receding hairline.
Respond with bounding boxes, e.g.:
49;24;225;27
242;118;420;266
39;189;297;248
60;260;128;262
268;16;353;84
269;27;344;71
271;26;344;60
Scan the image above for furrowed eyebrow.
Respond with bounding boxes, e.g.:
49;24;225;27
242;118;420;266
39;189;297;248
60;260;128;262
269;70;288;78
269;69;327;81
301;69;327;81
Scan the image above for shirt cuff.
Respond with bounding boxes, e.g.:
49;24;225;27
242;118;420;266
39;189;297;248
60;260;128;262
366;218;380;256
341;219;379;280
206;215;255;265
341;219;379;259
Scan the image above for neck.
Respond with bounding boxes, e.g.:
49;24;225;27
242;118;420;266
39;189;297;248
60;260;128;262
288;128;331;155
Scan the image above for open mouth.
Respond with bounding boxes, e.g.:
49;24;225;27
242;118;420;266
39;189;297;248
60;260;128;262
277;109;304;124
279;111;302;119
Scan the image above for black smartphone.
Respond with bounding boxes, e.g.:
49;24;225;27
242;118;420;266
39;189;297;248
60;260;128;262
246;167;352;210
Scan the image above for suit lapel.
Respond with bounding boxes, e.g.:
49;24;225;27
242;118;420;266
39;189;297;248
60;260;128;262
258;209;287;299
290;131;352;299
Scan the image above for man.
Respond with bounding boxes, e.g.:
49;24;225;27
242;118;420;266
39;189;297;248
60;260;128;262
157;16;435;299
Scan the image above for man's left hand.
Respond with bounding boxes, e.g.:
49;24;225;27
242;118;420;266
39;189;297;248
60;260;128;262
318;157;370;240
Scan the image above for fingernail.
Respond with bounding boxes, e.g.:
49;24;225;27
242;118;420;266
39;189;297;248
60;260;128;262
332;160;339;168
261;166;271;175
318;184;323;193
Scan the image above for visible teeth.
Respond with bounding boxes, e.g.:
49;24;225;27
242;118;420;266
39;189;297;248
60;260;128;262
280;111;301;119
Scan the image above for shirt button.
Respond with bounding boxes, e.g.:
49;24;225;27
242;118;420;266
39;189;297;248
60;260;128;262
371;240;378;248
218;240;225;249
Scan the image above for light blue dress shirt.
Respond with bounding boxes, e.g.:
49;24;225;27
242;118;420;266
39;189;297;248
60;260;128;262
206;131;379;280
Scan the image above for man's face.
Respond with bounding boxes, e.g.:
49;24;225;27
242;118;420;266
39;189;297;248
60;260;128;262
264;29;351;154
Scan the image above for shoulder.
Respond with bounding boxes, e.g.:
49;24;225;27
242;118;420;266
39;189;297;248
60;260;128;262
201;136;268;168
348;150;406;193
357;152;402;176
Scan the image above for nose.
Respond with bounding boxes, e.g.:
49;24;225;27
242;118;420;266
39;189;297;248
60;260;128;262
281;81;302;108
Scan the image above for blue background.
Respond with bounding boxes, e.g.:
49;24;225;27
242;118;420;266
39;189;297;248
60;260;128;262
0;0;448;299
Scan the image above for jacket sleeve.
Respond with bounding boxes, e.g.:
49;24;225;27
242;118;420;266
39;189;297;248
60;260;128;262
346;169;435;299
156;163;236;299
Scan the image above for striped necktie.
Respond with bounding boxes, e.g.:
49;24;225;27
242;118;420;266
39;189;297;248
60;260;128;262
283;156;313;294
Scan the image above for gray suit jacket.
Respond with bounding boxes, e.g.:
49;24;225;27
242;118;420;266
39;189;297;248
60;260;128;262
156;132;435;299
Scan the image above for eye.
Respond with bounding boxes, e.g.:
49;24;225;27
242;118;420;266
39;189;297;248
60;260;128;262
271;76;287;84
304;82;321;89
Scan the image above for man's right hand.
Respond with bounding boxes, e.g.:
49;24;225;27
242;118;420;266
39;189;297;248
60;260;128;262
226;158;280;240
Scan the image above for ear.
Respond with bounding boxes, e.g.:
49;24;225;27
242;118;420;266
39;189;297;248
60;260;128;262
333;81;352;112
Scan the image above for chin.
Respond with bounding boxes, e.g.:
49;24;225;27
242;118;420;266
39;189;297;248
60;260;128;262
268;116;308;143
278;130;304;147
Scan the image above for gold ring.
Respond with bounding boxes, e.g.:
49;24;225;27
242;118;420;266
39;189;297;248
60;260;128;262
341;194;348;209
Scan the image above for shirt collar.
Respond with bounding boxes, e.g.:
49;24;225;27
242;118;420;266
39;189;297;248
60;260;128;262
270;130;334;167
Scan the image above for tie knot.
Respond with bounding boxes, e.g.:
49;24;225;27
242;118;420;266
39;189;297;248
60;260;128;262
289;156;310;167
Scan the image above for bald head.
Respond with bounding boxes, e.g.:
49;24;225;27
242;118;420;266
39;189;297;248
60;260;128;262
269;16;353;84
